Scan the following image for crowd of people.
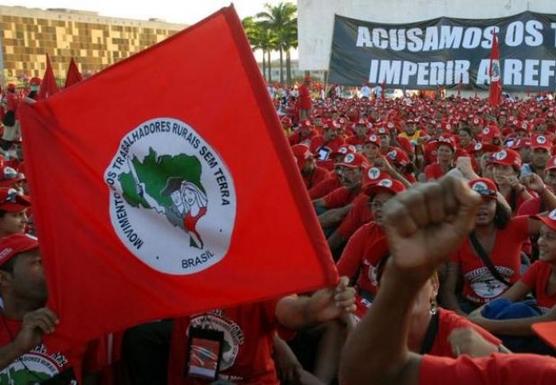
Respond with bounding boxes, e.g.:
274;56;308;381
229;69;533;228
0;73;555;385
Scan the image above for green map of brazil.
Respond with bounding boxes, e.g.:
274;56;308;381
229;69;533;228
119;147;205;210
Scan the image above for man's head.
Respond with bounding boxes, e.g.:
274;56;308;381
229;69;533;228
0;188;30;237
0;234;46;307
365;178;406;226
337;154;367;189
531;135;551;170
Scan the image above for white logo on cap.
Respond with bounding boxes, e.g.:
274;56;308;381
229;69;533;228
387;122;394;128
369;135;378;142
522;122;528;129
474;143;483;151
0;247;12;259
344;153;355;163
494;150;507;160
472;181;489;193
378;179;393;188
387;150;396;160
482;127;490;135
368;167;381;180
339;147;348;154
537;136;547;144
549;209;556;221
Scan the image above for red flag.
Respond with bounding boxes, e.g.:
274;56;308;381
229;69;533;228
488;32;502;107
64;57;83;88
20;6;337;349
38;54;59;99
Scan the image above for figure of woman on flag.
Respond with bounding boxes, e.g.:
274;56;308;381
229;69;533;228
139;176;208;249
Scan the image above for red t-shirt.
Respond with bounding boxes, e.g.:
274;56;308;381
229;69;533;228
322;185;362;209
298;84;311;110
429;309;501;357
337;222;388;295
167;302;280;385
0;316;85;383
521;261;556;310
309;175;341;200
424;163;451;181
303;166;330;190
451;216;529;304
419;353;556;385
336;193;373;239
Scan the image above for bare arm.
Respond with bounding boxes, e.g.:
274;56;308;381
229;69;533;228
440;262;466;316
468;306;556;336
318;205;352;228
276;277;355;330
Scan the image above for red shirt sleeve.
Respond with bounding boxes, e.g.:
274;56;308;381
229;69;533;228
419;354;556;385
323;187;350;209
509;215;530;243
309;176;338;199
337;226;367;279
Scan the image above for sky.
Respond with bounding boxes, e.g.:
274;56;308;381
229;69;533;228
0;0;295;25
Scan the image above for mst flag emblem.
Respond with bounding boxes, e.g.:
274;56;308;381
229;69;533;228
105;117;236;274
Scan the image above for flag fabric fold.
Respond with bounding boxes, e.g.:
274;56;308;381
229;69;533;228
20;6;337;350
64;57;83;88
38;54;59;100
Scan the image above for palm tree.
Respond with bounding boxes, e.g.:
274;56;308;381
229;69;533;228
242;17;276;82
242;17;265;78
257;2;297;85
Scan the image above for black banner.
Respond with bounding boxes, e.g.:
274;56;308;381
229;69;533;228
328;11;556;91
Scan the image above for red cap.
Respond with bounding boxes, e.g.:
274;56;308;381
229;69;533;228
362;167;390;185
332;145;357;157
364;178;406;197
532;322;556;349
0;188;31;212
29;77;41;86
436;136;455;152
489;149;522;170
336;153;368;169
291;144;312;170
534;208;556;231
0;167;24;188
546;156;556;171
0;233;39;267
531;134;552;151
469;178;498;199
386;148;410;167
512;138;531;150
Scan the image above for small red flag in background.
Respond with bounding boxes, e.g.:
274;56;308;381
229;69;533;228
488;31;502;107
38;54;59;100
20;6;337;350
64;57;83;88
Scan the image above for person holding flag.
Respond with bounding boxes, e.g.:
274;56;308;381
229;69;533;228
489;31;502;107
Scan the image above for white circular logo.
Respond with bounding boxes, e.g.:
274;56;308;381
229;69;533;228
369;134;378;142
104;118;237;275
378;179;393;188
387;150;396;160
367;167;381;180
537;135;547;144
344;153;355;163
549;209;556;221
339;146;349;154
472;181;489;194
474;143;483;151
482;127;490;135
494;150;507;160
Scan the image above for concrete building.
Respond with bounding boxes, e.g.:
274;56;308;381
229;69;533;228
0;5;187;83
